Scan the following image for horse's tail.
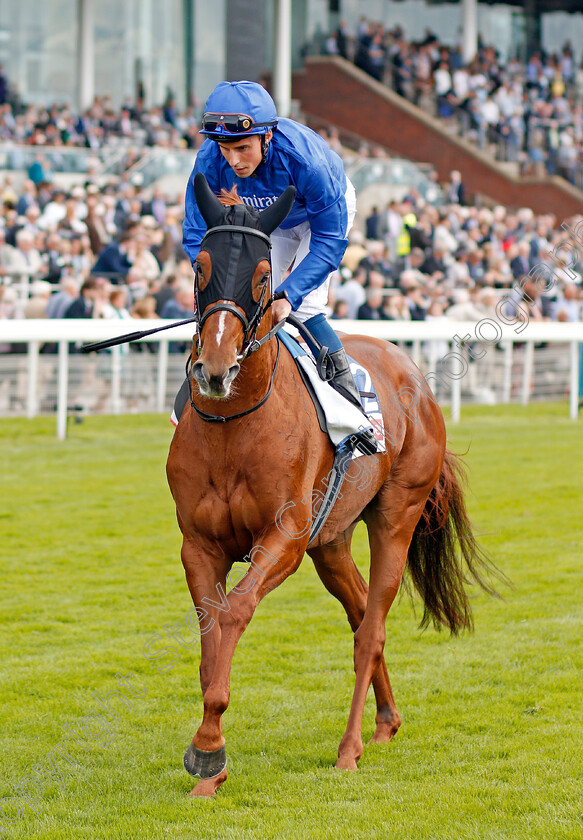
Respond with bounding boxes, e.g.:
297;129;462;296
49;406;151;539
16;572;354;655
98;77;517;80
406;449;505;634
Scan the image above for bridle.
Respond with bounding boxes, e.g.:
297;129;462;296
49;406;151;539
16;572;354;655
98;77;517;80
186;341;281;424
189;220;286;423
194;223;284;362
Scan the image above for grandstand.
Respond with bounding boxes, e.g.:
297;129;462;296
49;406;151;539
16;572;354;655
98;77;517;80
1;1;582;430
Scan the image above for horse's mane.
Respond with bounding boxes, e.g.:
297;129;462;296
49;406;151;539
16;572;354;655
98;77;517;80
218;186;243;206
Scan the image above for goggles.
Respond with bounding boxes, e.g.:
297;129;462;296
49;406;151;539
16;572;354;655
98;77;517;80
201;112;275;134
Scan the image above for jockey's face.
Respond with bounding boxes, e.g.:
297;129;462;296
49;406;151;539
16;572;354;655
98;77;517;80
217;131;272;178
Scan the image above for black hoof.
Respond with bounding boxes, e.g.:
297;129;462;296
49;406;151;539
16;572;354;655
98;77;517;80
183;742;227;779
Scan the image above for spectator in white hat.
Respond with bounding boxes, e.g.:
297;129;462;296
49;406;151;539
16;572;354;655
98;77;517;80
23;280;52;318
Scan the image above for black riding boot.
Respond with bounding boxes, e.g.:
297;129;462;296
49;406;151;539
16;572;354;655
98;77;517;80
328;347;364;408
328;348;377;455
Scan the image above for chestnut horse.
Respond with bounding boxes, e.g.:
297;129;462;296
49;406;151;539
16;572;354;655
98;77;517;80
166;174;497;797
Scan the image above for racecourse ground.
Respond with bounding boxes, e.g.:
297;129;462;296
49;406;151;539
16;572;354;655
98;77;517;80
0;404;582;840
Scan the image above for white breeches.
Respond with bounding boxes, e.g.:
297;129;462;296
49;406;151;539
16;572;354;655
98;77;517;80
270;178;357;322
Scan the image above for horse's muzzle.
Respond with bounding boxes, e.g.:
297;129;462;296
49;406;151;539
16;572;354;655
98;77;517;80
192;360;240;398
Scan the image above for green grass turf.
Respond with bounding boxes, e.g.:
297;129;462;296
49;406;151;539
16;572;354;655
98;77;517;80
0;404;582;840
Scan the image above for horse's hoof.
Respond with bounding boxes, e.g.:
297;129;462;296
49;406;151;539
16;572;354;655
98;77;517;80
188;768;228;797
183;742;227;779
334;756;359;771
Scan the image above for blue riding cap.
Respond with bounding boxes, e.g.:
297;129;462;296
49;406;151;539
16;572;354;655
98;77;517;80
200;81;278;139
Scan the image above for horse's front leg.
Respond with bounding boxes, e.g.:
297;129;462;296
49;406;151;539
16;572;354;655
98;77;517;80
179;535;233;795
186;532;306;796
180;536;231;695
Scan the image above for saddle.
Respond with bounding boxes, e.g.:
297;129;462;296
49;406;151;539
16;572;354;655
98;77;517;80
276;328;386;458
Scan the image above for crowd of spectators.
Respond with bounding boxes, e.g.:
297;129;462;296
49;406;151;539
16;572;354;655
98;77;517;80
3;19;583;186
327;170;583;329
318;19;583;186
0;64;202;154
0;64;582;369
0;168;196;353
1;158;582;357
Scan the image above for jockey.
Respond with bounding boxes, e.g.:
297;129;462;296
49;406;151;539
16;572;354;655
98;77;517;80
183;80;374;439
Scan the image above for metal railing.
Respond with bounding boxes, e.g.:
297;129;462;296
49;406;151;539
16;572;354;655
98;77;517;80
0;269;46;307
123;148;197;188
345;159;442;205
399;93;583;189
0;143;127;176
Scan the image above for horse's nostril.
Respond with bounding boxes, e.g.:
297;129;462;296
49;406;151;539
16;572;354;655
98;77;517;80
193;361;238;395
227;364;240;383
192;361;206;384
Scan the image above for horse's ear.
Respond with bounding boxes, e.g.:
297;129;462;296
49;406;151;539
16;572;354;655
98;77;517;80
193;173;225;229
257;186;297;235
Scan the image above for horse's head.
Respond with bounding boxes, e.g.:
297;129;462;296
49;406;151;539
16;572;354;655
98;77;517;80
191;173;295;398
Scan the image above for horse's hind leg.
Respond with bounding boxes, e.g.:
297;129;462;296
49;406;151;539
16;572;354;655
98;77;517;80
336;482;431;770
308;527;401;753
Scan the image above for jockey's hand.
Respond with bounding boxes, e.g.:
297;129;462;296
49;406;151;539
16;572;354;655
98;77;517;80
271;298;292;324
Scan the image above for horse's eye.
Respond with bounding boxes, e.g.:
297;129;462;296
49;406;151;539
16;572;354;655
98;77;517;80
260;272;270;285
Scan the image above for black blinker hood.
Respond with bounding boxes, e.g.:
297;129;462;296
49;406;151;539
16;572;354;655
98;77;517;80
198;204;270;325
